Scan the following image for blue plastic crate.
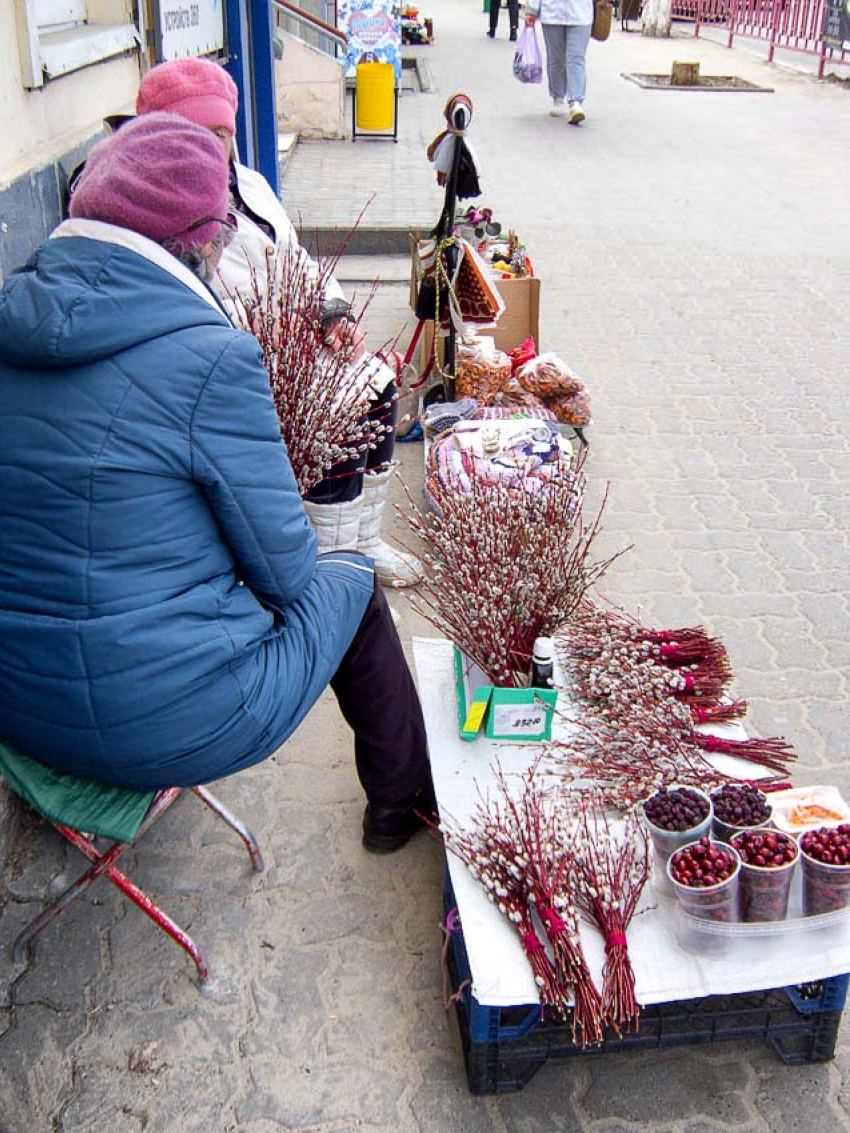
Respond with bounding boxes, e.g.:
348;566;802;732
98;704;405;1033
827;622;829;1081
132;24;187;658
443;869;849;1094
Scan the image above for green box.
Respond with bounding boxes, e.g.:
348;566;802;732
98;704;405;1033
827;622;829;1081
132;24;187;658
454;647;557;743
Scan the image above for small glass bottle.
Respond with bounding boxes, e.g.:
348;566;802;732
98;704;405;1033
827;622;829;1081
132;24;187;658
530;636;555;688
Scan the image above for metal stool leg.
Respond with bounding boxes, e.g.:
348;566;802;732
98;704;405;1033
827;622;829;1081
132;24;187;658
191;785;265;871
13;844;121;965
98;860;209;981
13;784;260;982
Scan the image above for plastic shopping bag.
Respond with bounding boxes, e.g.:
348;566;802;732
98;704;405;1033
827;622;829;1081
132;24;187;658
512;24;543;84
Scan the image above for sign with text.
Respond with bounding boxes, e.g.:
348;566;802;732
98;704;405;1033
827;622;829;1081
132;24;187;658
822;0;850;49
153;0;225;60
338;0;401;79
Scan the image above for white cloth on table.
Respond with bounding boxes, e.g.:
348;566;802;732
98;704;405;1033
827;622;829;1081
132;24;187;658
412;636;850;1008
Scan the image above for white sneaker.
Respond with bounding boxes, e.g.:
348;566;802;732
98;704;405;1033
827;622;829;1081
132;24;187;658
549;101;567;117
568;102;586;125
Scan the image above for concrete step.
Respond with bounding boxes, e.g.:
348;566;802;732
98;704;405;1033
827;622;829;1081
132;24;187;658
334;254;411;284
301;226;423;257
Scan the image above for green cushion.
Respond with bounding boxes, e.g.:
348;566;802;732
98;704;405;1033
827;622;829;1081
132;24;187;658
0;739;155;843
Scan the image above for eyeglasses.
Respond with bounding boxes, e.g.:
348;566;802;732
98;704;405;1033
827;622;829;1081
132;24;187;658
184;212;238;247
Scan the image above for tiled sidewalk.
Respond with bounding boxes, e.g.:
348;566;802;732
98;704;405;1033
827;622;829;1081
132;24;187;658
2;0;850;1128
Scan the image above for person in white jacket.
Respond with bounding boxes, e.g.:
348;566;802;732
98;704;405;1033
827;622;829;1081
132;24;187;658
135;58;422;588
525;0;594;124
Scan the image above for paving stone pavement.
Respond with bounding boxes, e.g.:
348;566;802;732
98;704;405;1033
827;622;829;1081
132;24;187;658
2;2;850;1130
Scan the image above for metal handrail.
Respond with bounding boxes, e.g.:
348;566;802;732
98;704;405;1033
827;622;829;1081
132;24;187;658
272;0;347;46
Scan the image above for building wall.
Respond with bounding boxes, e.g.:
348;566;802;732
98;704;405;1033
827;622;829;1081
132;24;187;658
0;0;141;283
275;32;345;140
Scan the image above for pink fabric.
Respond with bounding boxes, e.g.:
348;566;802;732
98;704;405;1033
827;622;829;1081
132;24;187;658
137;58;238;136
70;113;229;251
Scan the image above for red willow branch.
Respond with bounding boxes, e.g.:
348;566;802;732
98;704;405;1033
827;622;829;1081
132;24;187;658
223;207;391;497
398;467;629;687
567;794;650;1035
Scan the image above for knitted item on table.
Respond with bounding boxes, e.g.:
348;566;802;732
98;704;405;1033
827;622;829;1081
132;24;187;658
424;417;569;510
423;397;478;437
472;404;558;422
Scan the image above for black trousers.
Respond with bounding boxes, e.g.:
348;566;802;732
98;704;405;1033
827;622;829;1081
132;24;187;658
330;577;431;807
490;0;519;33
306;383;398;505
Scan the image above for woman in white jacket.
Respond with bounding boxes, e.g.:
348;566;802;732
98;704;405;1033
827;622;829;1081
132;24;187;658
136;58;422;588
525;0;594;125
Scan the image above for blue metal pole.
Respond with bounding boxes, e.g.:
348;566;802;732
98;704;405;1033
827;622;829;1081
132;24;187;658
247;0;279;195
223;0;256;170
224;0;278;194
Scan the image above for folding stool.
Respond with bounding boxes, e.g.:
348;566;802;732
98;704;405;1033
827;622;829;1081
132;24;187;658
0;740;264;982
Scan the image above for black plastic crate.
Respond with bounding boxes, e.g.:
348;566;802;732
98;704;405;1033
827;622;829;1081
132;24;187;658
443;872;849;1094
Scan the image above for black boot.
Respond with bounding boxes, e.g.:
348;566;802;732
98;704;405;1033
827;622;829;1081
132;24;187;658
509;26;518;39
362;781;438;854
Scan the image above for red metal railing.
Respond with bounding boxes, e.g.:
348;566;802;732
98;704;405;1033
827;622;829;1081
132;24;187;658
671;0;850;76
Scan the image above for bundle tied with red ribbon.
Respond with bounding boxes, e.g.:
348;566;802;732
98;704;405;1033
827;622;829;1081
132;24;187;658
567;796;649;1036
547;603;797;809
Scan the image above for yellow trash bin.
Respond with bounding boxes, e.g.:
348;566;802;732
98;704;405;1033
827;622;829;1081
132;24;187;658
355;61;395;132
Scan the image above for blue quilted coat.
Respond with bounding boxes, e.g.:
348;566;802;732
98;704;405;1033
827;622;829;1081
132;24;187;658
0;228;373;789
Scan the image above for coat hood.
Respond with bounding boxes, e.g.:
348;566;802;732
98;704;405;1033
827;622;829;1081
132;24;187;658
0;221;229;370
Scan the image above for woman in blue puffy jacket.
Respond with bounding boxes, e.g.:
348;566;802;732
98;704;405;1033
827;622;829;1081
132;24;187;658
0;114;432;853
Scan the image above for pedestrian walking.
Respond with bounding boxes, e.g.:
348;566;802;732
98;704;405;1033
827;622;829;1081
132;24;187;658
525;0;594;124
487;0;519;40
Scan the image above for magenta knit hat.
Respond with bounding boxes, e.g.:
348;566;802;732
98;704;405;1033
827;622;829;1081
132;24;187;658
69;113;230;251
136;58;238;136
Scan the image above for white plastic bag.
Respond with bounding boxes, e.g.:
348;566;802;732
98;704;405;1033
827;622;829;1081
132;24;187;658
512;24;543;85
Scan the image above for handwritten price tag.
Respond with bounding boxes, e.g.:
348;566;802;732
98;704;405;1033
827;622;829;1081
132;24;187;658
492;704;546;736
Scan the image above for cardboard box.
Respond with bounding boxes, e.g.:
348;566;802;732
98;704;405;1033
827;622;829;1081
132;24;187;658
409;241;541;372
453;647;557;743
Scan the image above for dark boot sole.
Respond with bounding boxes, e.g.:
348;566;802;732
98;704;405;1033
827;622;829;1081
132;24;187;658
362;825;420;854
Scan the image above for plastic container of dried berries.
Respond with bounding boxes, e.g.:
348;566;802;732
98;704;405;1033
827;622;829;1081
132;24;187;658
667;840;741;925
671;866;850;957
731;829;798;923
643;786;713;895
710;787;773;845
800;846;850;917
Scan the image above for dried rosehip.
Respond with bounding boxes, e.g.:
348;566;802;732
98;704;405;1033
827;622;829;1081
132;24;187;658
644;787;710;833
732;829;798;869
670;836;737;888
711;783;771;828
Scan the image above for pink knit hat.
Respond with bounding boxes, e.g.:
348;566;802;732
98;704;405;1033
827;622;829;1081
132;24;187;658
69;113;230;251
136;58;239;136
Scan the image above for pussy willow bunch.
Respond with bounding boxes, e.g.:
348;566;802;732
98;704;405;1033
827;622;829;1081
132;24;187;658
400;461;626;686
229;235;389;496
487;765;604;1045
558;604;746;722
440;804;565;1018
549;605;796;798
567;793;650;1036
